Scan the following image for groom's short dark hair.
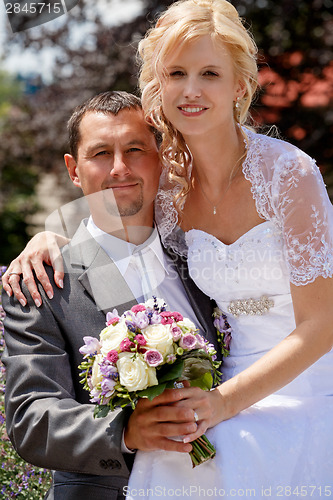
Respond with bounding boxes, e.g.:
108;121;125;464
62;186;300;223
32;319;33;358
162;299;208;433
67;91;160;160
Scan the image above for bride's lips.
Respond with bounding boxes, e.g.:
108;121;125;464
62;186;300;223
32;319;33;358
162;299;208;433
177;105;208;117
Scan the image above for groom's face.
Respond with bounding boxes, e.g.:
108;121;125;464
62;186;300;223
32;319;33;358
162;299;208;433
64;108;161;227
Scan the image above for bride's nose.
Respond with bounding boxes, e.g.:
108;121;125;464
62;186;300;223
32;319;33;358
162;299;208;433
183;76;202;99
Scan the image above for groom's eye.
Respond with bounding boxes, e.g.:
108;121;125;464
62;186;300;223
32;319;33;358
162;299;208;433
127;147;143;153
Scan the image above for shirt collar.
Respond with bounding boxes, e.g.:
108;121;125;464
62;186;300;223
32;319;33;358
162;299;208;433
86;216;168;276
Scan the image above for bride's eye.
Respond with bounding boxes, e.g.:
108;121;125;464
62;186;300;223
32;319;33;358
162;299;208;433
203;70;219;77
169;70;185;77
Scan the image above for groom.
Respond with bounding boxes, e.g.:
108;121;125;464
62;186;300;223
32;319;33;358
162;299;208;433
2;91;220;499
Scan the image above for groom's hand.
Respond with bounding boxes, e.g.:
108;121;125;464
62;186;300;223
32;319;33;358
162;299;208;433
124;388;198;453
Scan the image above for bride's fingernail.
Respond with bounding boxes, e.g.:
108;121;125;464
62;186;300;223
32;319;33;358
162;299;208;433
35;299;41;308
19;299;26;307
47;291;54;299
58;280;64;289
183;437;191;444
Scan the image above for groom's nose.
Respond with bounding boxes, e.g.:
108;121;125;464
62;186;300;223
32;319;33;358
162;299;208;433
110;154;131;176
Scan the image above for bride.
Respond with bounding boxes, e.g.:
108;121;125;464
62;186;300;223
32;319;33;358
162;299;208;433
4;0;333;495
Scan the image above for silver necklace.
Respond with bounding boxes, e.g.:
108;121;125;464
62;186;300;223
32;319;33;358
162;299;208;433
194;149;247;215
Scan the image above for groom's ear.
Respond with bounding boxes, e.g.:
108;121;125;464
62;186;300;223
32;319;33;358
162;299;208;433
64;154;81;188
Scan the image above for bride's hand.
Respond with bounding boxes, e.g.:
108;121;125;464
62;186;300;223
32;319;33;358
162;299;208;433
172;386;225;443
2;231;69;307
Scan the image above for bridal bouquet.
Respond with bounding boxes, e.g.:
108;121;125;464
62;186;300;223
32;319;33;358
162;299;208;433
79;297;222;467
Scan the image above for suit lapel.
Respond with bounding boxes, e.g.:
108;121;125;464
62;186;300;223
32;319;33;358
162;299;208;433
69;221;137;316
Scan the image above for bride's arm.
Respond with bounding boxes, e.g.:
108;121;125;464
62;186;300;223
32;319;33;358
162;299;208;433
174;151;333;440
174;275;333;443
2;231;69;307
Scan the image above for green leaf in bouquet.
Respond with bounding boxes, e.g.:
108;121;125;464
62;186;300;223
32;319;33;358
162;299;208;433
94;405;110;418
181;356;213;380
189;372;213;391
136;382;167;400
157;359;184;383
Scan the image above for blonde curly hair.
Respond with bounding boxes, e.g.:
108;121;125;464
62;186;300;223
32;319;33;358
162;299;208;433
138;0;258;213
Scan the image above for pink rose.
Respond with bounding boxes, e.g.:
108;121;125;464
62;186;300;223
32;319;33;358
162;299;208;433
171;326;182;341
195;334;206;349
144;349;164;367
179;333;197;350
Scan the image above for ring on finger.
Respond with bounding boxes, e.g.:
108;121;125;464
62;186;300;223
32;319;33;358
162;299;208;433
8;272;22;277
194;411;199;423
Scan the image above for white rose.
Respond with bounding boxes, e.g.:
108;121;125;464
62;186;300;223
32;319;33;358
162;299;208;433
91;354;104;388
142;324;174;357
117;352;158;392
177;318;197;333
100;319;128;355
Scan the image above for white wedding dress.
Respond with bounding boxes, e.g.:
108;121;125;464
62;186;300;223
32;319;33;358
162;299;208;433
126;130;333;498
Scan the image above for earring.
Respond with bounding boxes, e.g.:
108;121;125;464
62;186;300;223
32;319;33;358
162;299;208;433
235;96;240;109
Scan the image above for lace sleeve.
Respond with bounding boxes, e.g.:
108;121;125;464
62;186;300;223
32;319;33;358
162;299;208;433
272;150;333;285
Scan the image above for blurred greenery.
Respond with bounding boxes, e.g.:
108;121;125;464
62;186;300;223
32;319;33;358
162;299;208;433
0;0;332;263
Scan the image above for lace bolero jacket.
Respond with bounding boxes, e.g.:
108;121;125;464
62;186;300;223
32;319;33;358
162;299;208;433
155;128;333;286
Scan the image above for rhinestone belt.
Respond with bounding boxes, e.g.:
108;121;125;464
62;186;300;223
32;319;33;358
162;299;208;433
228;295;274;318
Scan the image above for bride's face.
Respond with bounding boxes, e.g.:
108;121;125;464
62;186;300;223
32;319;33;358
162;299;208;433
161;35;241;140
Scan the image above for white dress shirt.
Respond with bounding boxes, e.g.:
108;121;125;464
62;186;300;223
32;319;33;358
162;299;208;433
86;217;204;453
86;217;200;327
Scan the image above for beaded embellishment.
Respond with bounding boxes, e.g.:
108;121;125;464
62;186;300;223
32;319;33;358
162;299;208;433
228;295;274;318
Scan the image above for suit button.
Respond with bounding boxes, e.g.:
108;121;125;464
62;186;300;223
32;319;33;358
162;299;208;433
99;459;122;469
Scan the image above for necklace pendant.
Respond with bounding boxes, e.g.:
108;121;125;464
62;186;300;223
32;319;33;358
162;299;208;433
213;207;217;215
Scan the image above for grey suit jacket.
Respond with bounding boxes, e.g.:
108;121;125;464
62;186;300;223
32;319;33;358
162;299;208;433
2;221;219;499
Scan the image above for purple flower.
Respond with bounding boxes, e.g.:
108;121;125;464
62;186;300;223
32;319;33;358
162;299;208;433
144;349;164;367
179;333;197;350
90;387;102;403
132;311;150;329
213;315;225;331
79;336;100;356
149;311;162;325
224;331;232;350
101;378;116;395
99;360;118;378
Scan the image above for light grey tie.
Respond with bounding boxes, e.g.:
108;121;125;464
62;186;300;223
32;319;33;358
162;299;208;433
132;248;162;301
